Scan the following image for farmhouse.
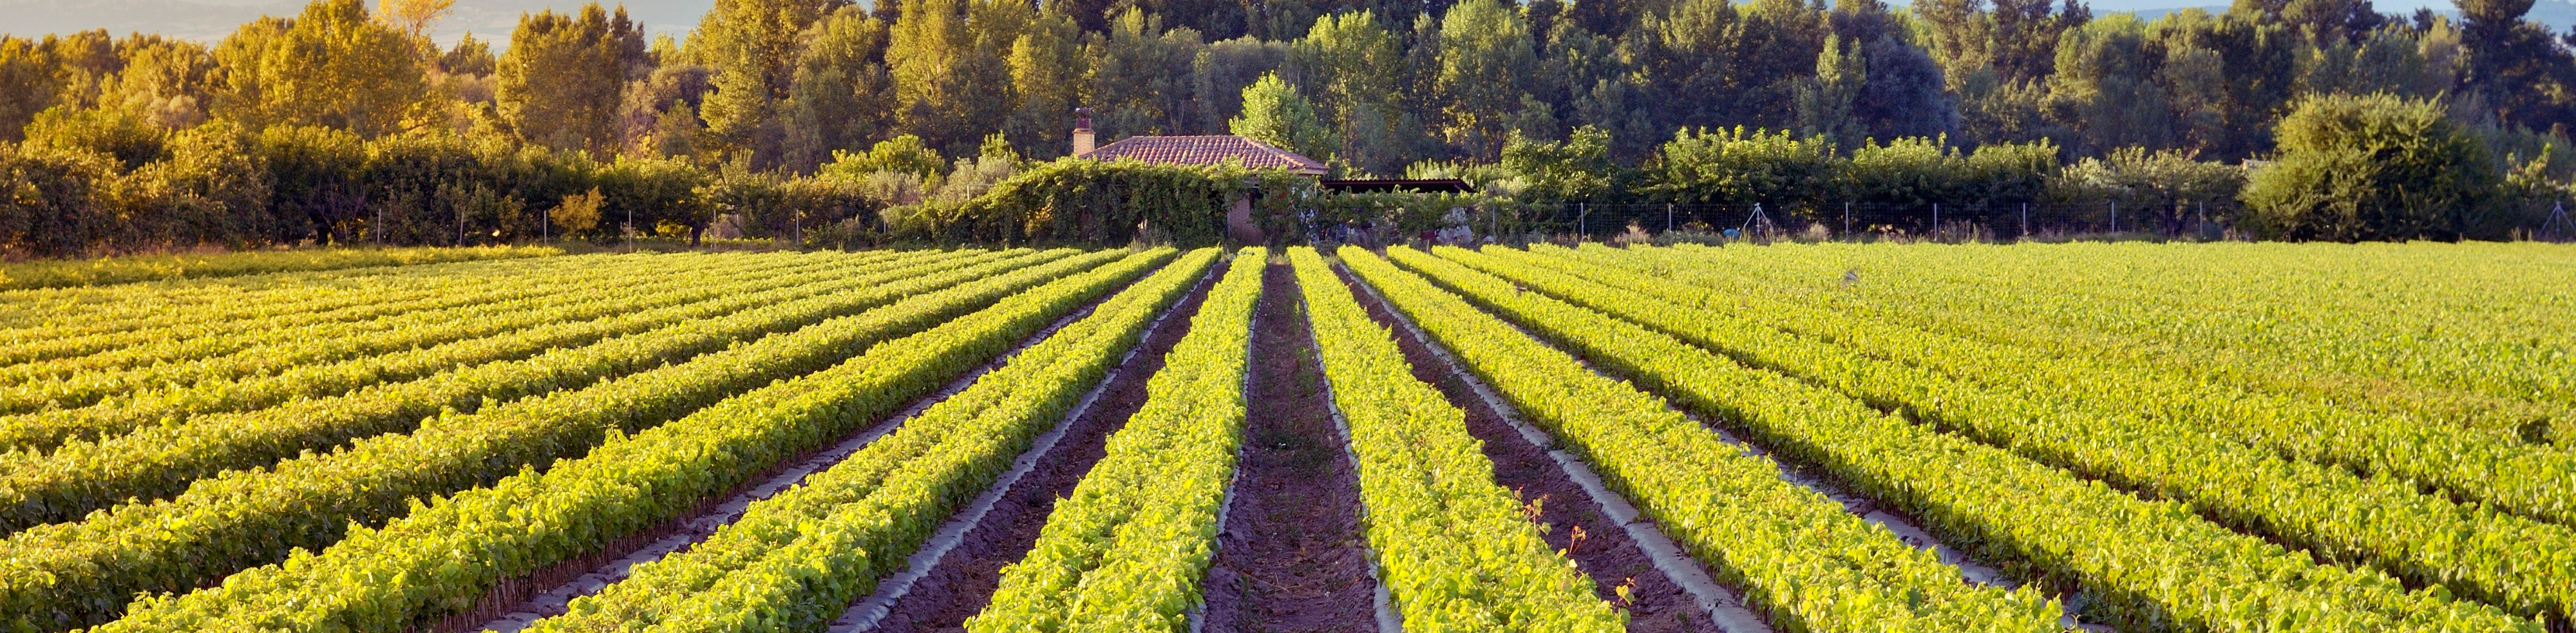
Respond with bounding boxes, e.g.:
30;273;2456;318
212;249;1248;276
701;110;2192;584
1068;111;1324;242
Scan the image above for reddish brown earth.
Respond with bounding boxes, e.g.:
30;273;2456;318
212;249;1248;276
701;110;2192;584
865;269;1217;633
1194;261;1379;633
1335;260;1726;633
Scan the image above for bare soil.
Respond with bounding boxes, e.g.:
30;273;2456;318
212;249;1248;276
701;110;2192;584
1334;261;1723;633
1194;261;1379;633
450;274;1137;633
864;269;1218;633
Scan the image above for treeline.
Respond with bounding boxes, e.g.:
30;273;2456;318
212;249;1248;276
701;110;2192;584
3;0;2575;254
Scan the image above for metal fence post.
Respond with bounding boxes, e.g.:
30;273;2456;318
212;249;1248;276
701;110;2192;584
1667;203;1674;232
1578;203;1587;240
1932;203;1940;240
2109;200;2117;234
2020;203;2029;240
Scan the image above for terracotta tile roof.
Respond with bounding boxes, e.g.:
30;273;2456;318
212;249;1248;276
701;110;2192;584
1079;135;1329;175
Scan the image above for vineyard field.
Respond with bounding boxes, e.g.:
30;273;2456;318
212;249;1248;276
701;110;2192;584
6;241;2572;633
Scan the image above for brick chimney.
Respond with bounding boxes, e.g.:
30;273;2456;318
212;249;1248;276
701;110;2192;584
1072;107;1095;156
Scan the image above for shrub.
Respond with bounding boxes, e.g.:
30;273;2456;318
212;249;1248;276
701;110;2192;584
2240;93;2500;241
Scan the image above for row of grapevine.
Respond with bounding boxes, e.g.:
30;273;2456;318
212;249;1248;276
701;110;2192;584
0;245;559;291
1571;244;2576;533
0;249;1128;633
0;249;1037;534
95;248;1194;633
0;251;935;451
964;249;1268;632
0;247;573;335
0;250;888;413
1285;247;1625;632
1666;242;2576;442
0;252;627;370
522;248;1213;633
1376;246;2537;633
1454;245;2576;623
1612;243;2568;448
1335;247;2067;633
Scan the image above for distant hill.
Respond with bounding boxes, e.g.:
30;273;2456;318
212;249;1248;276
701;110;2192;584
2126;0;2576;31
0;0;706;43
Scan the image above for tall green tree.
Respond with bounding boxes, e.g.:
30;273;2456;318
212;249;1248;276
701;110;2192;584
1293;10;1414;173
1230;71;1336;160
887;0;1018;154
1003;8;1086;158
495;3;645;155
691;0;831;160
779;8;896;172
1086;9;1208;139
1797;35;1867;149
211;0;428;137
1434;0;1540;159
2456;0;2576;131
98;35;218;129
2050;15;2174;153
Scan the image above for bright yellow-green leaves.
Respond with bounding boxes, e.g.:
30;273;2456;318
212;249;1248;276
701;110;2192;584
95;247;1190;633
0;244;553;290
1288;246;1622;632
1466;243;2576;625
967;248;1266;633
1374;244;2539;633
0;248;1121;633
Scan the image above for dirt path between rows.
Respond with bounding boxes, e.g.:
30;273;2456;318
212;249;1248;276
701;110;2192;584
457;271;1135;633
1336;262;1723;633
860;268;1218;633
1195;261;1379;633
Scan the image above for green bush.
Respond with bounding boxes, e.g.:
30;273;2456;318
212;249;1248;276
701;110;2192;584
917;158;1314;247
2240;93;2502;241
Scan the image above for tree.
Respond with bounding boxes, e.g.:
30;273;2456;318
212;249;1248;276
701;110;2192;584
0;37;62;142
211;0;429;137
1797;35;1867;149
2152;8;2298;160
817;133;948;181
21;106;166;170
438;33;495;75
552;187;603;237
886;0;1018;155
2240;93;2501;240
2456;0;2576;131
98;35;218;129
257;124;369;243
1002;8;1085;158
1502;124;1620;202
1434;0;1540;159
1191;36;1291;134
1640;126;1833;204
1086;9;1209;140
1293;10;1414;174
1231;71;1337;161
2052;146;2242;234
495;4;644;155
691;0;831;160
2050;15;2174;153
1991;0;2088;83
374;0;455;43
779;8;896;173
1830;0;1958;140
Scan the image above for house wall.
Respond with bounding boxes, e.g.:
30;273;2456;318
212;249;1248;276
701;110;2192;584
1227;196;1262;243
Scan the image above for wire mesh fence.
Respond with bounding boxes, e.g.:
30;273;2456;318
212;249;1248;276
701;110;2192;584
1311;200;2248;248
